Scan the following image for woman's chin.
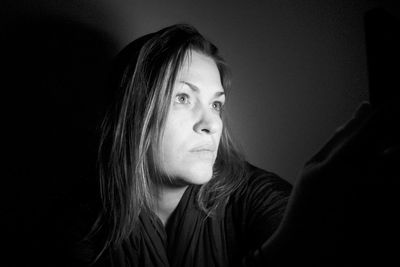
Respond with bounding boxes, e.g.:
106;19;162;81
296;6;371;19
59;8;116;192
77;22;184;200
161;160;215;186
175;165;214;185
188;162;215;184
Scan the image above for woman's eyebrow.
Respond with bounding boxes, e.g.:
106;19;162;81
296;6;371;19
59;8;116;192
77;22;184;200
180;81;225;97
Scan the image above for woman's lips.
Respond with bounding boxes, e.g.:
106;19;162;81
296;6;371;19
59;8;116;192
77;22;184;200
189;144;215;152
190;148;215;152
189;144;216;160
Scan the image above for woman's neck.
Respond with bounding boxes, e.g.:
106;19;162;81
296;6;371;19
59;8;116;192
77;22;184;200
155;185;188;226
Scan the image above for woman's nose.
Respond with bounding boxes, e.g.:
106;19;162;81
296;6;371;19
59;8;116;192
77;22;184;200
193;106;221;134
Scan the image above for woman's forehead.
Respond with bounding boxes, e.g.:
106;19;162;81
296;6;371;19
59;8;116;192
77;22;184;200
176;51;223;92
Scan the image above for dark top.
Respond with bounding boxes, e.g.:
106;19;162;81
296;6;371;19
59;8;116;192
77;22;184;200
96;163;292;267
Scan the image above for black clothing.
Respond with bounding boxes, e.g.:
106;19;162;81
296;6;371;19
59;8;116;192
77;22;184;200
98;163;292;267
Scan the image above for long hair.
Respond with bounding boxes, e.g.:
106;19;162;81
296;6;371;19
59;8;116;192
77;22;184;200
88;24;246;261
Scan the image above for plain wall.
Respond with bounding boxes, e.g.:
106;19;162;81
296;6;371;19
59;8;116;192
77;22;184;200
3;0;392;185
95;0;373;183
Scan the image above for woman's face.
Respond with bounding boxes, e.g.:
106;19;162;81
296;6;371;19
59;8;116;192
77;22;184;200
159;50;225;186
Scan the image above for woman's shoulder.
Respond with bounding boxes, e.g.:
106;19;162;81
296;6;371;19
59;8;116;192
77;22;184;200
222;162;292;255
236;162;293;197
226;161;292;222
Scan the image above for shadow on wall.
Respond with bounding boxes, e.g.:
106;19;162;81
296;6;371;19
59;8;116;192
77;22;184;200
3;16;116;266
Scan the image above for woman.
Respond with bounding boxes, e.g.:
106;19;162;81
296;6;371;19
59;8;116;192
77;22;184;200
85;24;398;266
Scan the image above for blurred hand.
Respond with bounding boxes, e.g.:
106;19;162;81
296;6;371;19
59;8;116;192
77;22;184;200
263;102;399;266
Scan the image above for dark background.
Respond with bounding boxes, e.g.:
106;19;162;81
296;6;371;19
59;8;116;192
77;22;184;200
1;0;398;266
4;0;397;182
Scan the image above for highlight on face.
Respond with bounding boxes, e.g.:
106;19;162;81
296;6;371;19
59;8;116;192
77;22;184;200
157;50;225;186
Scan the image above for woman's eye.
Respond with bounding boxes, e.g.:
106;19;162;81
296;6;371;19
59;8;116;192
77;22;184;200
212;101;224;111
175;94;190;104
